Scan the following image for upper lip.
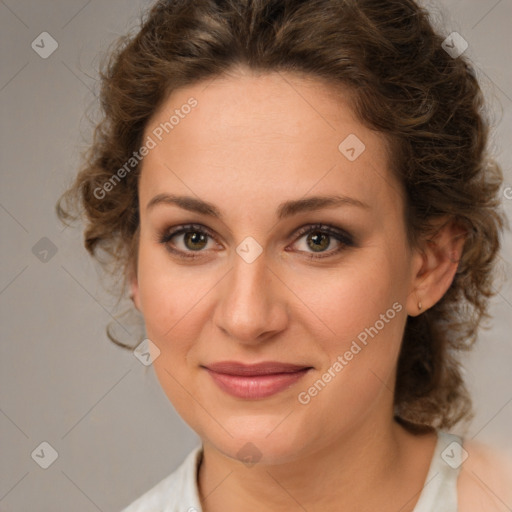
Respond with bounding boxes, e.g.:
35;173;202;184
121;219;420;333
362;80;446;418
203;361;312;376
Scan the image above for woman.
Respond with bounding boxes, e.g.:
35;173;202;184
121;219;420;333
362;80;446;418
56;0;512;510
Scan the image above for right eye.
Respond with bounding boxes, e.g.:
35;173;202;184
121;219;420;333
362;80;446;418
158;223;220;259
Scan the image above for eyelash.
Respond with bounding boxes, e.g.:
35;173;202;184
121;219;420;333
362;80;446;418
158;223;355;261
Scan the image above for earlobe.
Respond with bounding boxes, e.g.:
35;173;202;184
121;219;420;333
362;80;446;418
406;217;467;317
406;249;428;316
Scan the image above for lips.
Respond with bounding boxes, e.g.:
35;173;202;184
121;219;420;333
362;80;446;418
202;361;312;399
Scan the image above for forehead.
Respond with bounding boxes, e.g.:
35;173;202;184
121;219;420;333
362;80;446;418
139;69;401;215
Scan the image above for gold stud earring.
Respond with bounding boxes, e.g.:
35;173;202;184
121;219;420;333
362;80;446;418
418;302;423;310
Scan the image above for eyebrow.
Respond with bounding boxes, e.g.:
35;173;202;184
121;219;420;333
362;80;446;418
146;193;369;220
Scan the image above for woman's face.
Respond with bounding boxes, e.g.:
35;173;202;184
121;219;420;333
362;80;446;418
132;68;422;464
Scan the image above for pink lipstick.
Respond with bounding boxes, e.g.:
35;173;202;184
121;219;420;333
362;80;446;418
203;361;312;399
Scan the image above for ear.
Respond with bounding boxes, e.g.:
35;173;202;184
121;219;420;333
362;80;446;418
128;228;142;312
406;216;467;317
130;276;142;312
129;263;142;312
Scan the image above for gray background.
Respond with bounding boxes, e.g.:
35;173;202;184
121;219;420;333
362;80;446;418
1;0;511;510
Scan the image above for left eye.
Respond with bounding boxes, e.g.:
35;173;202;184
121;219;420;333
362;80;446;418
290;224;354;258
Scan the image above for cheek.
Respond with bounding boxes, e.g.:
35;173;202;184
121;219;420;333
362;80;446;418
135;242;223;407
135;245;208;412
292;253;407;395
136;242;208;339
295;275;406;432
289;252;405;341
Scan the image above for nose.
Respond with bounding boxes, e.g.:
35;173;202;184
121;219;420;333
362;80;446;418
213;250;289;345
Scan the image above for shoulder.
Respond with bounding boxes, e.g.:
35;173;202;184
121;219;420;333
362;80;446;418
458;438;512;512
121;471;180;512
120;445;203;512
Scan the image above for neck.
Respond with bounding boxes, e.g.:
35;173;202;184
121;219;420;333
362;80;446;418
198;412;434;512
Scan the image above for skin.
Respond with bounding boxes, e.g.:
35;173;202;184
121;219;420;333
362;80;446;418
130;65;473;511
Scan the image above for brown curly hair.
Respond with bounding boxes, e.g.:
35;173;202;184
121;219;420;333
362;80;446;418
56;0;507;433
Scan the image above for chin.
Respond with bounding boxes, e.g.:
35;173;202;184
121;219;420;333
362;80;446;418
198;416;312;466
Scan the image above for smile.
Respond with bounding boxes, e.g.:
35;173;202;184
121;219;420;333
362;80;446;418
203;362;312;399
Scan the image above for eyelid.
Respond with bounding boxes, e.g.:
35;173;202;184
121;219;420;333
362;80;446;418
287;223;355;259
158;222;354;259
158;223;220;251
291;223;354;245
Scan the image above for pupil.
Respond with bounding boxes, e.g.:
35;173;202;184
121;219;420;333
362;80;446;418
185;232;206;250
309;232;328;252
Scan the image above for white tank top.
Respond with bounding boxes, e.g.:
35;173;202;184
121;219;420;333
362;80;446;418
412;430;463;511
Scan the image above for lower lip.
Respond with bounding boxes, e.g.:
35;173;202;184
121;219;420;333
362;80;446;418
205;368;311;399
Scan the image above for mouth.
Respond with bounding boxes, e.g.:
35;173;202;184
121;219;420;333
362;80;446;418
202;361;313;399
